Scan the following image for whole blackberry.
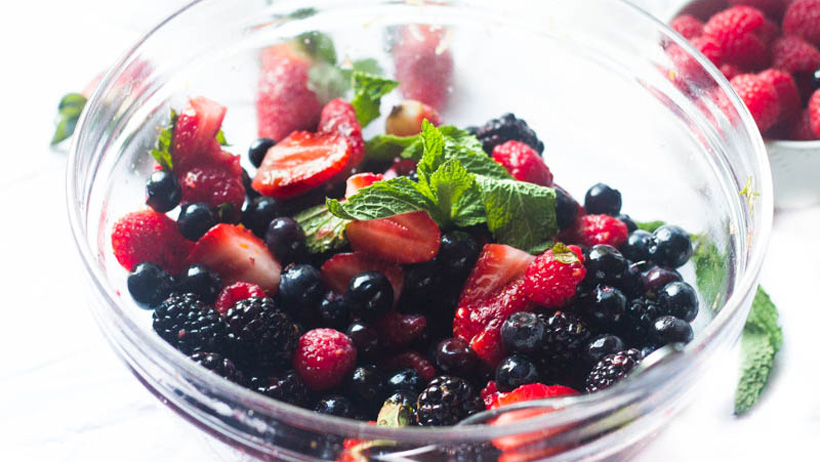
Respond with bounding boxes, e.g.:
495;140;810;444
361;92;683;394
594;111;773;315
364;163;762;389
618;297;662;346
224;297;299;374
190;352;245;384
416;376;484;426
585;348;642;393
253;371;312;407
153;294;232;355
538;311;592;378
474;113;544;154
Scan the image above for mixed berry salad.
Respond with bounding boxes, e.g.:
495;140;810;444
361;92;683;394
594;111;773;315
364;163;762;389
110;28;700;430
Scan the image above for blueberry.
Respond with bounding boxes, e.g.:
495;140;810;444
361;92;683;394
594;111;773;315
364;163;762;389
501;312;545;354
346;272;393;321
555;187;579;230
345;365;387;405
386;368;425;393
580;285;627;328
265;217;308;266
658;281;699;322
584;183;622;216
241;168;260;200
399;261;441;311
177;264;222;303
650;316;693;345
585;334;625;364
177;203;218;241
618;263;646;299
620;230;654;263
278;264;324;314
145;170;181;213
127;262;175;306
648;225;692;268
437;231;480;282
641;266;683;294
434;338;479;376
495;355;539;392
315;395;355;418
813;67;820;91
641;344;660;358
617;214;637;233
317;296;352;330
346;321;380;359
585;245;628;286
243;196;282;237
249;137;276;168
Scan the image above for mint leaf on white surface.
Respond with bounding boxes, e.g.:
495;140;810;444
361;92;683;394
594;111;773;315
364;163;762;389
350;71;399;127
51;93;87;145
293;204;350;254
735;287;782;415
149;109;177;171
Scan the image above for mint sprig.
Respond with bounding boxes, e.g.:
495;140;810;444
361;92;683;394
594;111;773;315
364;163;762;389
735;286;782;415
294;203;351;253
51;93;88;145
149;109;178;171
350;71;399;127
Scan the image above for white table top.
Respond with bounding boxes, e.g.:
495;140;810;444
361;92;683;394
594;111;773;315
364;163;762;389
2;1;818;460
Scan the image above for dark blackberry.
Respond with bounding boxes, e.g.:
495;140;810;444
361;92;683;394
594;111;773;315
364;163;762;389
658;281;699;322
177;203;218;241
585;348;642;393
437;231;480;283
650;316;693;345
416;376;484;426
538;311;592;379
584;334;626;365
254;371;312;407
501;312;546;355
265;217;308;265
249;137;276;168
434;338;479;377
190;352;244;384
584;245;627;287
617;214;638;233
345;365;388;413
278;264;324;316
127;262;175;306
578;285;627;329
315;395;355;418
242;196;282;238
347;272;393;321
474;113;544;154
648;225;693;268
177;264;222;304
152;294;232;355
387;368;425;394
618;297;662;346
495;354;540;392
317;295;352;330
345;321;381;360
584;183;622;216
620;230;654;263
642;266;683;295
145;170;181;213
555;187;580;231
224;297;299;374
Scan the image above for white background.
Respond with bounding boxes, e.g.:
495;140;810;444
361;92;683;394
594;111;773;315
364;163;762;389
0;0;818;460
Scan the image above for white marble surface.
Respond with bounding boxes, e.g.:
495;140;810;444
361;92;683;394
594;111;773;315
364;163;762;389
1;0;818;460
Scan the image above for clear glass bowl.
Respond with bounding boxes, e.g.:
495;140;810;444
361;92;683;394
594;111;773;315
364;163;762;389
67;0;772;460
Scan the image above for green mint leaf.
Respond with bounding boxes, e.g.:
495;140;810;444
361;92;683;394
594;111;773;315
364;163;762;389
307;61;350;104
216;129;229;146
327;177;432;220
51;93;87;145
294;204;350;254
692;234;729;311
421;159;483;228
527;240;555;255
636;220;665;233
551;243;580;264
364;133;420;162
476;176;557;252
734;287;782;415
417;120;446;178
149;109;177;171
350;71;399;127
296;31;337;64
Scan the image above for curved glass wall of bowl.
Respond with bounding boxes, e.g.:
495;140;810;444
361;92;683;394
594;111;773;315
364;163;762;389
67;0;772;461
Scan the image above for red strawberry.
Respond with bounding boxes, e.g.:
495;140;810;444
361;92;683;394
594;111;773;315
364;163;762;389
318;98;365;169
480;381;500;407
345;211;441;264
111;210;192;274
345;172;384;198
320;252;404;303
457;244;535;309
252;131;352;199
703;6;774;69
382;159;419;180
489;383;578;410
521;244;586;308
809;89;820;136
384;351;436;381
179;162;246;213
671;15;705;40
788;108;820;139
492;140;553;186
257;42;323;141
393;25;454;110
758;68;801;124
293;328;357;391
771;35;820;74
186;224;282;292
729;0;792;20
783;0;820;47
730;73;781;131
385;100;441;136
214;282;266;315
571;214;630;248
172;96;227;171
376;312;427;349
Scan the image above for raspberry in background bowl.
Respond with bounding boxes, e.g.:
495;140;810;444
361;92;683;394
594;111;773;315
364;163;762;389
66;0;772;460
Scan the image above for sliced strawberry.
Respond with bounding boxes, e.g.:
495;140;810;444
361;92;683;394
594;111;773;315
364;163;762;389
172;96;227;171
393;25;454;110
320;252;404;303
458;244;535;308
345;173;384;198
490;384;578;454
111;209;192;274
492;141;553;187
489;383;578;410
376;312;427;349
318;98;365;169
345;211;440;264
179;161;246;212
186;224;281;293
382;158;418;180
385;99;441;136
257;42;323;141
252;131;352;199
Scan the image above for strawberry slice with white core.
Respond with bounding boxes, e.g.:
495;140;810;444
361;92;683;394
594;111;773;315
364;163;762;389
172;96;227;170
345;211;441;264
345;173;384;198
186;224;282;293
320;252;404;304
458;244;535;308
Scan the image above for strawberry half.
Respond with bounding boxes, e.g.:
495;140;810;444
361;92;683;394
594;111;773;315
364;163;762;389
111;209;192;274
393;25;454;110
458;244;535;309
320;252;404;304
345;211;441;264
186;224;282;293
173;96;227;171
318;98;365;169
345;172;384;199
490;384;578;454
252;131;352;199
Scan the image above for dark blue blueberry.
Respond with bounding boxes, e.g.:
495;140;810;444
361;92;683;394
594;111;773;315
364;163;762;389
437;231;480;282
648;225;693;268
345;365;387;406
555;187;580;230
177;264;222;304
278;264;324;314
386;368;425;393
127;262;175;306
642;266;683;294
650;316;693;345
620;230;654;263
243;196;282;237
265;217;307;266
501;312;546;355
584;183;622;216
399;261;441;311
813;67;820;91
584;334;626;364
145;170;181;213
580;285;627;329
241;168;260;200
658;281;699;322
177;202;218;241
346;272;393;321
495;355;539;392
617;214;638;233
315;395;355;418
585;245;628;286
317;296;352;330
346;321;380;360
249;137;276;168
434;337;479;376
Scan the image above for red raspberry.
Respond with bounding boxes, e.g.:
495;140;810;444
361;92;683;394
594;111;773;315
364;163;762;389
572;214;629;248
758;69;801;124
293;328;356;391
730;73;781;131
691;35;724;66
214;282;265;315
384;351;436;381
783;0;820;47
721;63;745;79
111;209;192;274
787;109;820;139
491;140;554;186
480;381;500;407
703;6;774;69
671;15;705;40
729;0;792;19
521;244;586;308
809;89;820;136
375;312;427;349
771;35;820;74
